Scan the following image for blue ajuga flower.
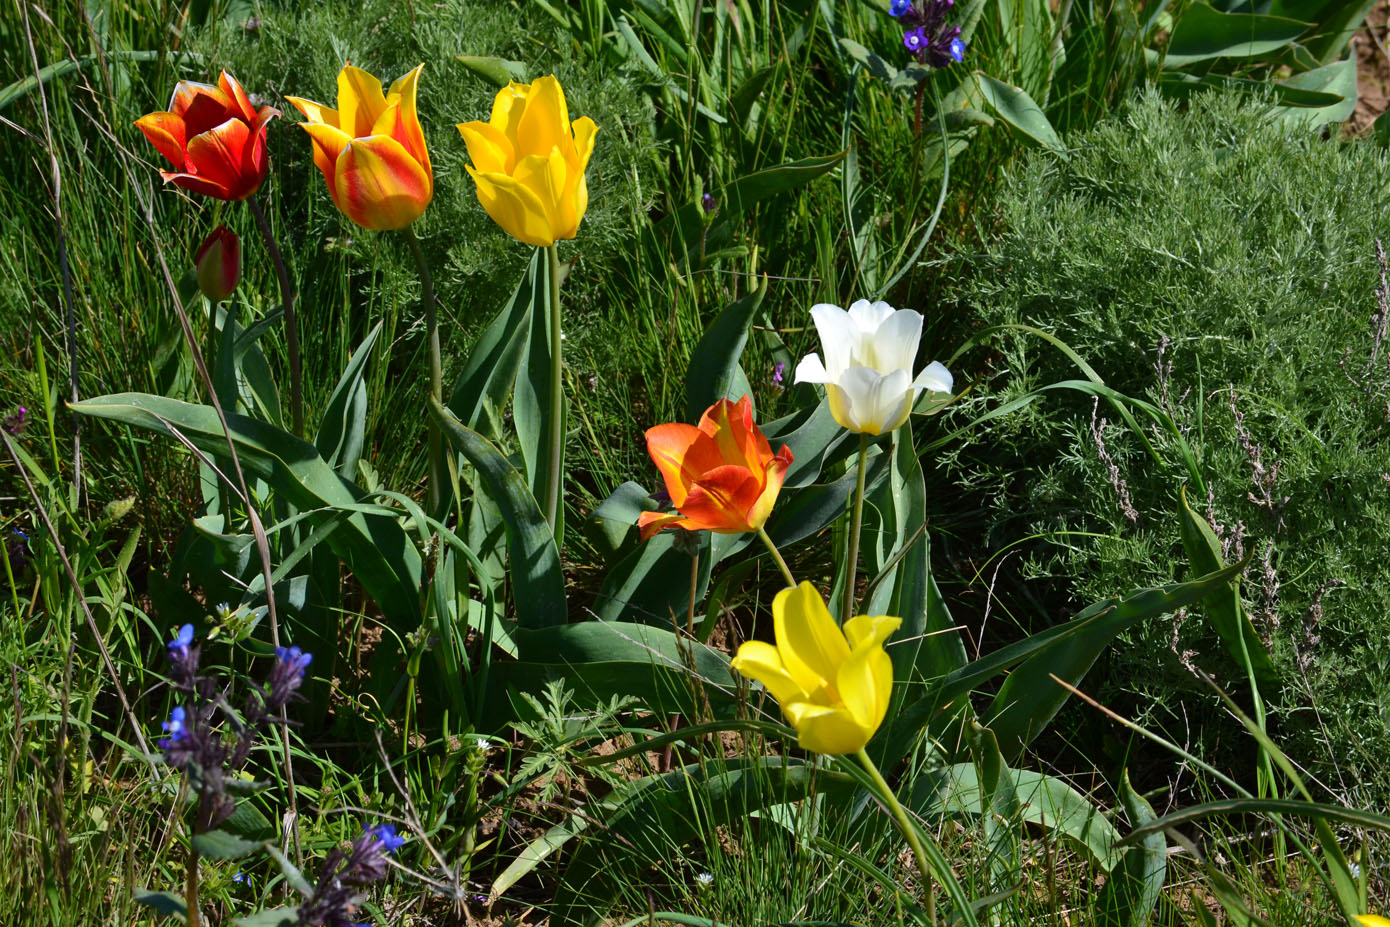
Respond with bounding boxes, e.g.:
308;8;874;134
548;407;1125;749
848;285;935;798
169;623;194;655
158;706;189;749
903;27;926;52
889;0;912;17
275;645;313;679
949;36;967;62
367;823;406;853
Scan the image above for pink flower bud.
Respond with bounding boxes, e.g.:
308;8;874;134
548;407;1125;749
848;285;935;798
195;226;240;301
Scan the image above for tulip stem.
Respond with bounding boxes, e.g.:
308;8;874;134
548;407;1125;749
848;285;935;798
841;433;871;624
543;243;564;535
247;195;302;437
405;226;446;516
756;527;796;589
856;748;937;927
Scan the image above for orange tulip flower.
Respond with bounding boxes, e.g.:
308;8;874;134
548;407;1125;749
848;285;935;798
638;396;793;540
285;64;433;231
135;72;277;201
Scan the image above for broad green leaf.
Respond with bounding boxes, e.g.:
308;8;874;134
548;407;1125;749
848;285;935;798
886;557;1249;770
191;828;265;859
1119;797;1390;845
973;73;1067;156
973;724;1024;899
134;889;187;918
431;401;565;629
1095;770;1166;927
448;249;541;437
684;275;767;421
453;54;529;86
838;37;901;83
763;449;890;549
1273;59;1357;128
1177;485;1277;686
70;394;422;624
233;909;300;927
586;480;658;561
1156;4;1307;68
1299;0;1376;68
315;321;382;480
983;555;1250;762
910;762;1124;872
265;845;315;898
591;530;712;625
511;250;564;544
763;401;848;490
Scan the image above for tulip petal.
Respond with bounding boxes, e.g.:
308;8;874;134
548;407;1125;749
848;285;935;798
334;135;432;230
135;112;188;170
512;151;568;237
285;94;340;129
457;121;514;175
743;445;791;532
864;367;916;434
643;422;706;507
1356;918;1390;927
218;71;258;125
169;81;223;120
844;614;902;651
699;397;765;475
182;88;237;139
518;75;570;159
863;307;923;374
161;171;233;199
185;117;253;195
636;511;690;541
773;583;850;696
847;299;896;332
467;167;556;247
809;303;855;378
301;122;352;210
782;702;872;755
337;65;388;139
835;643;894;734
385;64;430;174
911;360;954;394
679;464;762;533
490;82;531;150
730;641;808;708
571;116;599;172
793;352;832;385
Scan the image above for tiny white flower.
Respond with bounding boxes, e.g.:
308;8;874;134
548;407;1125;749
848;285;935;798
696;872;714;888
794;299;952;435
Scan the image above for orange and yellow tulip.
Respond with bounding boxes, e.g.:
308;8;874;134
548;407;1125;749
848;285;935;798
731;583;901;755
285;64;432;231
135;72;277;201
457;76;598;247
637;396;792;540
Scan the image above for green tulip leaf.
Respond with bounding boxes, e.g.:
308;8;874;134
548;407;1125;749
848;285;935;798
1095;770;1167;927
454;55;529;87
1155;4;1307;68
684;274;768;421
316;321;381;480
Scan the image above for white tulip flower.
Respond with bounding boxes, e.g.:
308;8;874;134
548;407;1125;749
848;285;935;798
793;299;953;435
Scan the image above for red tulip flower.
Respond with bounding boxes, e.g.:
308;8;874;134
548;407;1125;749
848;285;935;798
135;72;278;201
638;396;793;540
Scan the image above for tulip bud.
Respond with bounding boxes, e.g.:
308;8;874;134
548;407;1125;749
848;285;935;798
195;226;240;301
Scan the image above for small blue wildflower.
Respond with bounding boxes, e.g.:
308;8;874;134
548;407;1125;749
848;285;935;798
949;36;966;63
903;27;926;52
772;361;785;385
169;623;195;654
275;645;313;679
368;823;406;853
158;705;189;749
701;192;717;214
232;871;247;884
889;0;912;17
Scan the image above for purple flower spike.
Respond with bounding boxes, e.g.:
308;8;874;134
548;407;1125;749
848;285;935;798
701;192;717;214
889;0;912;17
903;27;926;52
275;645;313;679
772;361;786;385
169;623;195;654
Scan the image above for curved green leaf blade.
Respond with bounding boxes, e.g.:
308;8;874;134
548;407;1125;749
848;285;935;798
1096;770;1166;927
973;73;1067;157
684;274;768;421
70;393;422;624
432;400;565;629
1157;5;1308;68
316;321;382;479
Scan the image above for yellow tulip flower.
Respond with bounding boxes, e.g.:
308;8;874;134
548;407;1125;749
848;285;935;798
457;76;598;247
1356;917;1390;926
731;582;901;755
286;64;433;231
